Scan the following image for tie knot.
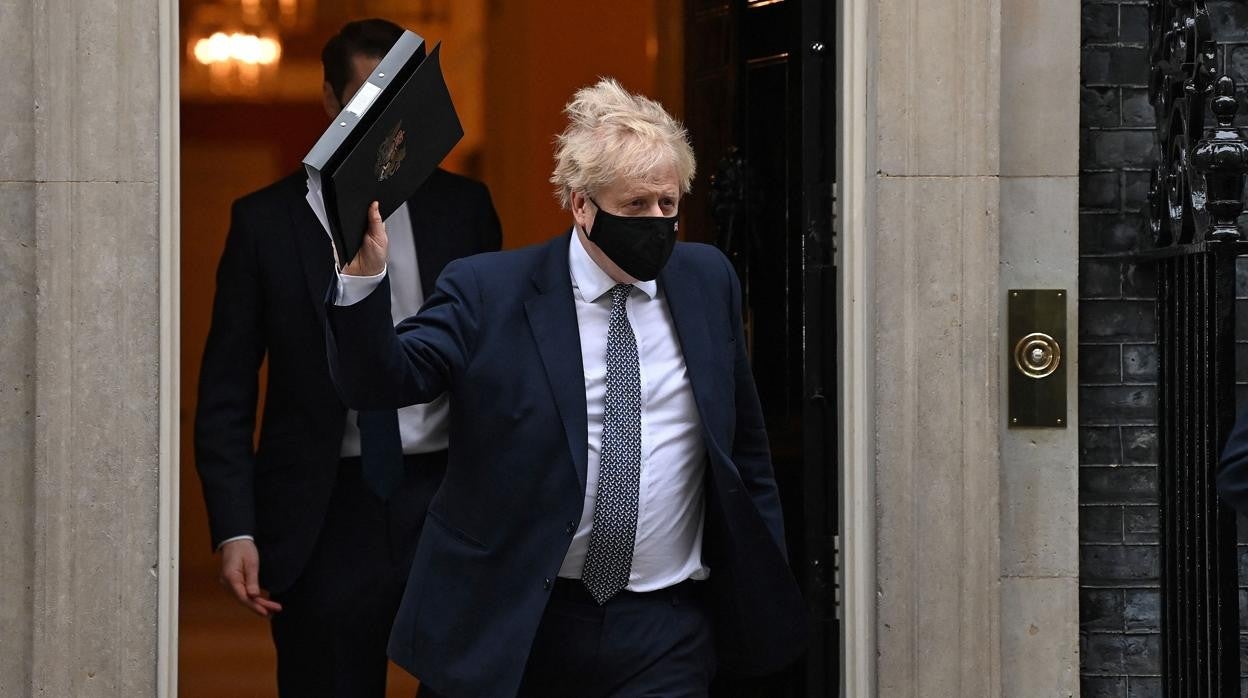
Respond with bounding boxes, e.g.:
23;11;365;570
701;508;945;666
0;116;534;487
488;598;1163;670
610;284;632;305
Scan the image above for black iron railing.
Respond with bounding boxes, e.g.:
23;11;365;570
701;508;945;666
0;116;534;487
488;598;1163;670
1145;0;1248;694
1151;244;1243;696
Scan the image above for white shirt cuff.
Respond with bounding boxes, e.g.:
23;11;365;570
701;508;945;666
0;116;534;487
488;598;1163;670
216;534;254;551
335;265;388;306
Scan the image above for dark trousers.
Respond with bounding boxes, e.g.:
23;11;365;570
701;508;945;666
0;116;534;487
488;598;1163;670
269;452;446;698
426;578;716;698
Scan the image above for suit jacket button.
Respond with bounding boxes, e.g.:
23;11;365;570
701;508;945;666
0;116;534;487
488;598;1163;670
543;577;552;590
565;522;576;535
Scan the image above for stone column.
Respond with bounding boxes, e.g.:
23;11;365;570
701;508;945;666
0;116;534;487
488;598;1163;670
1;0;165;695
873;0;1003;694
868;0;1081;693
0;0;38;693
997;0;1081;694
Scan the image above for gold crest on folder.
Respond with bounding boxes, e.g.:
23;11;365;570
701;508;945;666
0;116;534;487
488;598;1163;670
375;121;407;182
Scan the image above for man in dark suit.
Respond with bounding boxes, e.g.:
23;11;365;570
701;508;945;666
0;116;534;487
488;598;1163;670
325;78;805;697
194;19;501;696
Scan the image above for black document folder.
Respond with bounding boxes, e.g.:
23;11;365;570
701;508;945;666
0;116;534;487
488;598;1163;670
303;31;463;266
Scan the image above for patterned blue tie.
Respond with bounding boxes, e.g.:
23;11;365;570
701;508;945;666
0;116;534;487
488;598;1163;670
581;283;643;604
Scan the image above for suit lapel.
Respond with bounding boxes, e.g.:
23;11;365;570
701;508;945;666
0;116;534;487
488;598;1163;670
287;174;336;324
524;233;589;492
408;188;450;299
659;251;722;446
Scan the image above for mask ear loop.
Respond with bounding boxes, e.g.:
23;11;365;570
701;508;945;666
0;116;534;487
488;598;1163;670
584;196;602;238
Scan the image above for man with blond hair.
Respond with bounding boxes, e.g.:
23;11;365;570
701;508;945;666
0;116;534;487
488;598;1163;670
324;78;806;696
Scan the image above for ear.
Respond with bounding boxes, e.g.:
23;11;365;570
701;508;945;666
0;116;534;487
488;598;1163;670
322;81;340;119
571;190;594;232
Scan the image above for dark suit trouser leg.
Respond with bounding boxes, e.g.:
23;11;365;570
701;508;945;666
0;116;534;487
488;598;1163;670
514;580;716;698
269;453;446;698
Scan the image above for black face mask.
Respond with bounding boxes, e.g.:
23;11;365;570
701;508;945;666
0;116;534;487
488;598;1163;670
585;199;679;281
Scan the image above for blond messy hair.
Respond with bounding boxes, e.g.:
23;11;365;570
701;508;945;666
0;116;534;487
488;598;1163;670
550;77;696;209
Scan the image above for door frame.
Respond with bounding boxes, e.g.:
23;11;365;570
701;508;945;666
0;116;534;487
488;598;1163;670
157;0;182;694
153;0;877;694
836;0;875;695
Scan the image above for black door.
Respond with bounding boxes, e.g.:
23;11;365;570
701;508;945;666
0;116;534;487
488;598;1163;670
684;0;837;695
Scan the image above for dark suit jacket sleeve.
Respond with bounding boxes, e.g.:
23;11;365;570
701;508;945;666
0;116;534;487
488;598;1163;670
722;252;789;556
326;258;480;411
1218;405;1248;513
194;200;266;548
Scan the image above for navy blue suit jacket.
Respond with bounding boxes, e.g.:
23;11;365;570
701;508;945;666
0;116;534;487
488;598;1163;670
1218;406;1248;512
325;231;807;697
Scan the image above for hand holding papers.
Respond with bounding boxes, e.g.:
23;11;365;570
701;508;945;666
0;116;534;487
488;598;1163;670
304;31;463;268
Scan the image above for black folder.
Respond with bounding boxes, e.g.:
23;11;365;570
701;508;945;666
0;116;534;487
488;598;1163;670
303;31;463;266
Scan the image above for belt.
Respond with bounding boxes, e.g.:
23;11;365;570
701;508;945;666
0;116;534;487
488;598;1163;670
551;576;705;606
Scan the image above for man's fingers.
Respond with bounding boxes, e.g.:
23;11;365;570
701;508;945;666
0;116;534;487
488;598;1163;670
227;575;271;618
367;202;387;245
216;539;274;618
243;554;261;598
243;598;272;618
255;597;283;613
342;201;387;277
224;570;250;604
240;593;281;617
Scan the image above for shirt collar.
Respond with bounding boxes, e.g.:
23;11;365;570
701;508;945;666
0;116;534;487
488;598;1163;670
568;226;658;302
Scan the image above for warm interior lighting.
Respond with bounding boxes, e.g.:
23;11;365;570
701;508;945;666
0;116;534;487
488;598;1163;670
193;32;282;66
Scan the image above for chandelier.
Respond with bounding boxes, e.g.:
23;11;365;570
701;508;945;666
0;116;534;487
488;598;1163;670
185;0;313;95
192;32;281;68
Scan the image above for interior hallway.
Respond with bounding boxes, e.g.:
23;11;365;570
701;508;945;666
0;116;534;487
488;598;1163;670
178;2;678;693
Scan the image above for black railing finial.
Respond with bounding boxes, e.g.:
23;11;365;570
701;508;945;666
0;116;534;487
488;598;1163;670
1145;0;1245;247
1192;76;1248;242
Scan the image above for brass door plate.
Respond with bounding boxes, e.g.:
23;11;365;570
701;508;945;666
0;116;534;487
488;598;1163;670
1008;289;1067;428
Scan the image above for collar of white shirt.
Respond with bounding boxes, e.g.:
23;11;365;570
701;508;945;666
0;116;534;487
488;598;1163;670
568;226;659;303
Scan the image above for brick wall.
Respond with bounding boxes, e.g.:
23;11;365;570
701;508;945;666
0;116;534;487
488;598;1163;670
1079;2;1248;696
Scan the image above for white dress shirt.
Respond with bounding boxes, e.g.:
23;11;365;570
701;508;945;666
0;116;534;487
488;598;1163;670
337;202;450;458
334;229;710;589
558;229;709;590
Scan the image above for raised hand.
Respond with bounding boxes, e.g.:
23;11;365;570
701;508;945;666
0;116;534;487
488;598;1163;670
341;201;389;277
